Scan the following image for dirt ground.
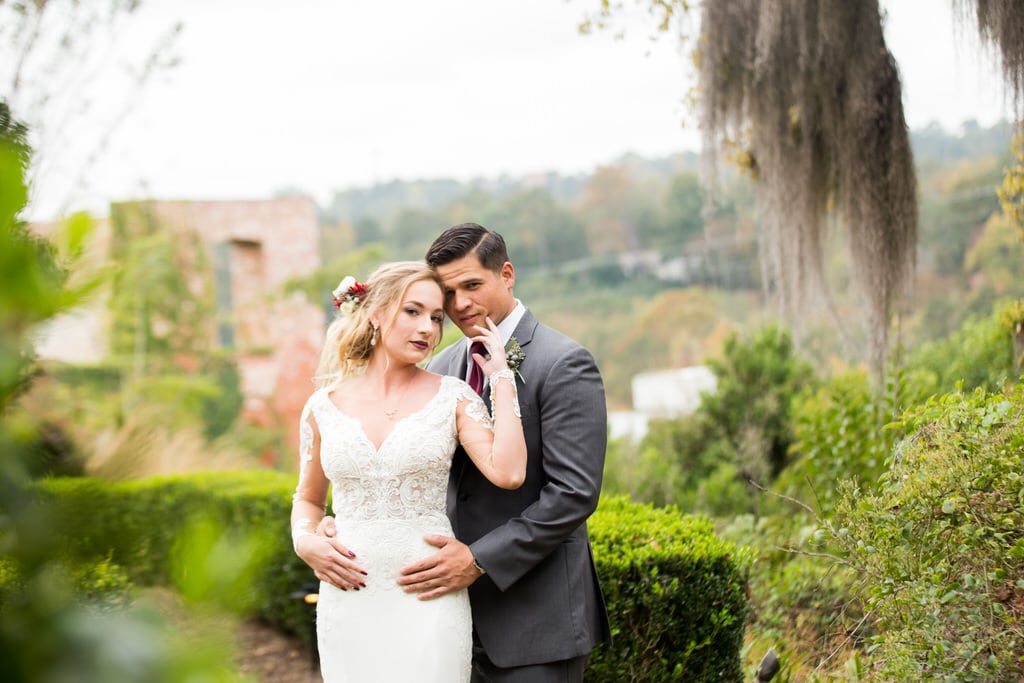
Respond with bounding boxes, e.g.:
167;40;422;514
144;587;322;682
235;618;322;683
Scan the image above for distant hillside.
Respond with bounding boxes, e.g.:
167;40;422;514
909;119;1015;164
318;120;1013;227
319;150;700;226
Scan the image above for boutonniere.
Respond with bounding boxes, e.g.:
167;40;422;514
504;336;526;383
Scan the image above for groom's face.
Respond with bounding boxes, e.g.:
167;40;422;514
434;253;516;338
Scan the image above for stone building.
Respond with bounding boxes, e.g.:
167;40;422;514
33;196;324;464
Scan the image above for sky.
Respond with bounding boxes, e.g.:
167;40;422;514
19;0;1019;221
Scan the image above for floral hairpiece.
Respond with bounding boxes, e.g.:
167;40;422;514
332;275;368;315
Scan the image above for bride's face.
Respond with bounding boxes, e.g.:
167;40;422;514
378;279;445;364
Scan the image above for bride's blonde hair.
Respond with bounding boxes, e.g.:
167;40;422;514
314;261;444;388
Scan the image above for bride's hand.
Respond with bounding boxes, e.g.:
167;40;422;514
470;316;508;379
295;533;367;591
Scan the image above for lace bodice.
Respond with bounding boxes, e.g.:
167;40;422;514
293;375;479;681
296;375;489;522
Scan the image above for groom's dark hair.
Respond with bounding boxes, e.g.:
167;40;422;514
425;222;510;273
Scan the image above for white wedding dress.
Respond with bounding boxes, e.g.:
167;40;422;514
297;375;488;682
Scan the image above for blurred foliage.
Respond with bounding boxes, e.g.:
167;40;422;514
37;471;314;643
998;129;1024;236
0;99;241;681
963;210;1024;295
661;172;704;248
604;324;813;517
603;299;1021;678
717;513;866;683
830;383;1024;681
700;325;814;509
777;367;913;518
905;300;1019;395
108;204;215;374
917;153;1007;276
37;472;752;682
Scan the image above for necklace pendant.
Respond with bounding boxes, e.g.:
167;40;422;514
384;409;398;420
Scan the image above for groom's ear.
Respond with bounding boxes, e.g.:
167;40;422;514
500;261;515;290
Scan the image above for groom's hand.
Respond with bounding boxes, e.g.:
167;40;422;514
397;535;480;600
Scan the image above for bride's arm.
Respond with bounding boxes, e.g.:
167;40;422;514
457;319;527;489
291;402;367;589
457;372;527;490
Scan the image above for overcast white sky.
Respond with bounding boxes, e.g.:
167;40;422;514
23;0;1018;220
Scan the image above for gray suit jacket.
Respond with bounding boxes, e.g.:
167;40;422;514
429;309;611;668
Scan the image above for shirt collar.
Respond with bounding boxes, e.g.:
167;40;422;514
496;299;526;345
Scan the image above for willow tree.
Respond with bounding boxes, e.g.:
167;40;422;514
585;0;1024;376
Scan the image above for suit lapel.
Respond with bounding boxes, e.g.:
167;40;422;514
511;310;538;355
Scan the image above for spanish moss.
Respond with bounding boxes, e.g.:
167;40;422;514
697;0;917;376
954;0;1024;113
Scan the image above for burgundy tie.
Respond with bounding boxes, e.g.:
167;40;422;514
467;341;487;394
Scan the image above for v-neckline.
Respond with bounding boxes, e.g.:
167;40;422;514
324;377;447;453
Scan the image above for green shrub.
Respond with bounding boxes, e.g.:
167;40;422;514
701;324;815;491
831;382;1024;681
589;495;752;682
906;303;1017;395
604;324;814;517
37;471;315;639
603;414;719;509
778;370;900;517
719;513;866;680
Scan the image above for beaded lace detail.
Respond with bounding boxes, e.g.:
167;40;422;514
300;375;489;524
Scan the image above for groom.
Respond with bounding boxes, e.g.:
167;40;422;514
398;223;611;681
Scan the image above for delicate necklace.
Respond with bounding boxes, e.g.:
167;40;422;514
381;375;415;420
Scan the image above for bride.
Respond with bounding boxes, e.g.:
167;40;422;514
290;261;526;682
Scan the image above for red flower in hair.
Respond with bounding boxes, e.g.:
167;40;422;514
332;276;368;313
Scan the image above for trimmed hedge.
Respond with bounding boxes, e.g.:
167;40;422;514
589;496;752;681
35;474;750;682
36;472;312;638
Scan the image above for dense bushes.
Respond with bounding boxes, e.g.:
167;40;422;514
35;472;313;637
905;302;1019;395
830;382;1024;681
605;324;813;517
30;475;751;682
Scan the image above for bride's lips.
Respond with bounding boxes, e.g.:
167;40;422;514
411;340;429;350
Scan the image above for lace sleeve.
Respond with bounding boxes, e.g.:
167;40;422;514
454;380;493;431
292;393;328;549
